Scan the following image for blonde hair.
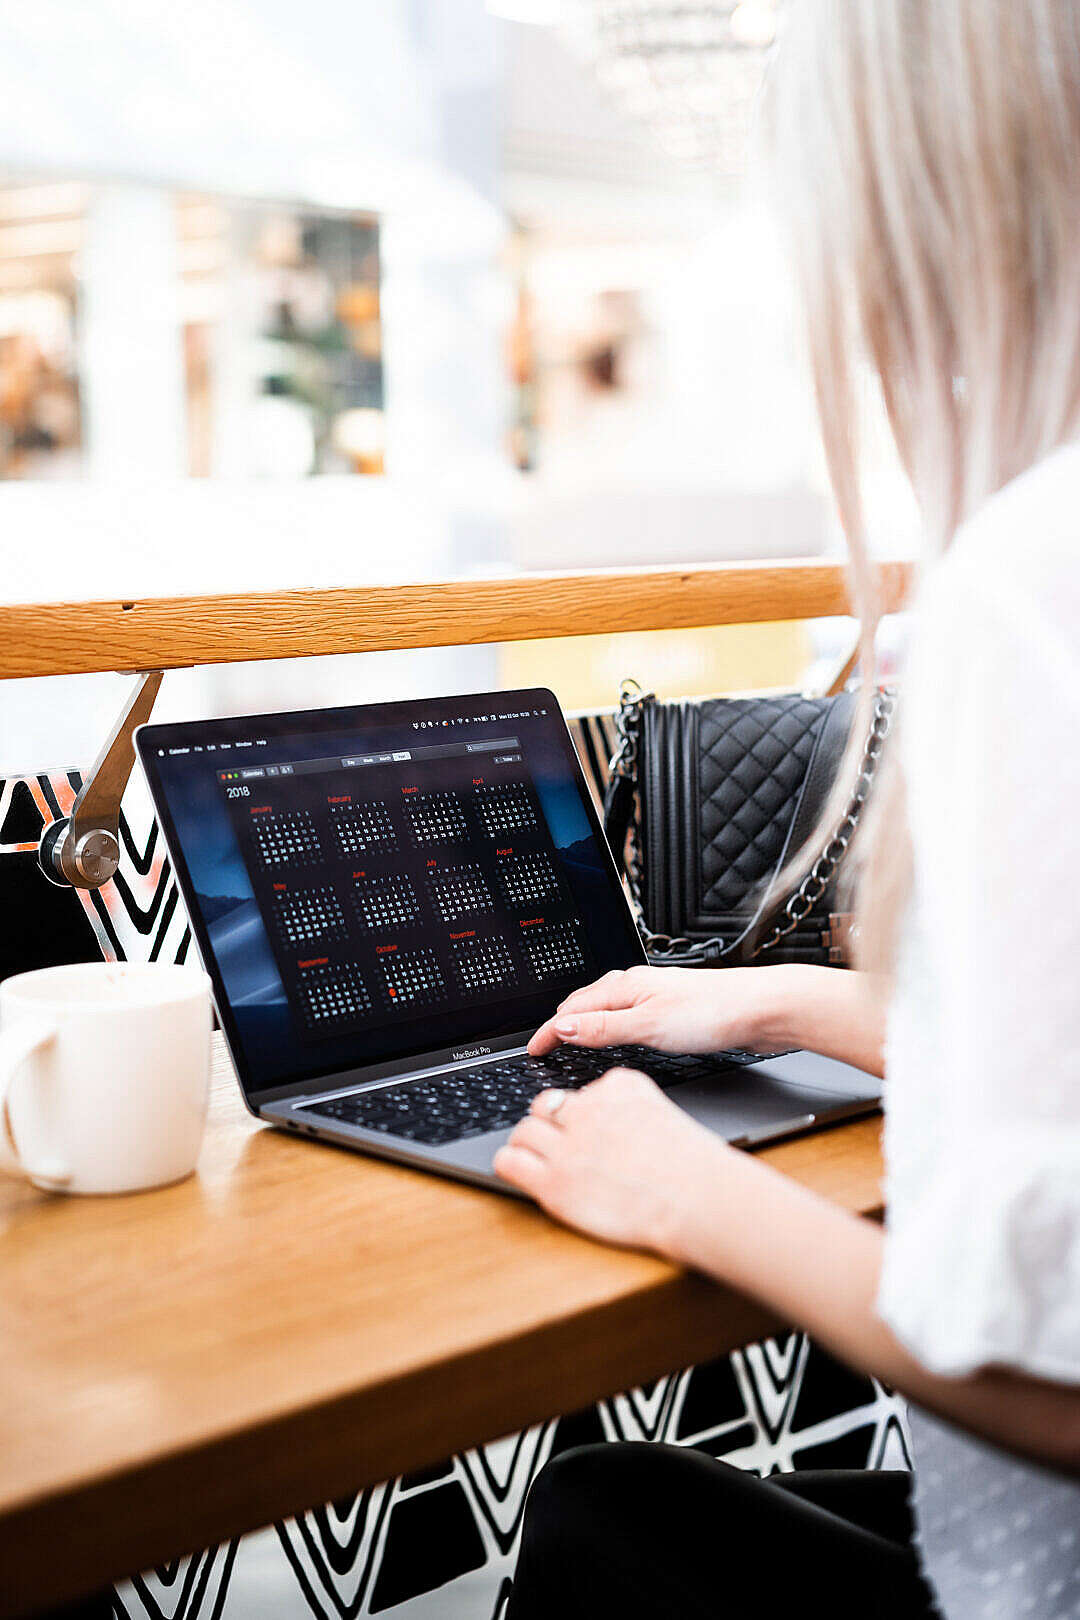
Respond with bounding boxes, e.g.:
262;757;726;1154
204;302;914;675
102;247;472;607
767;0;1080;969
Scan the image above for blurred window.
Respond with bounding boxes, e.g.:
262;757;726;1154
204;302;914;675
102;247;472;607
0;178;85;479
0;174;384;482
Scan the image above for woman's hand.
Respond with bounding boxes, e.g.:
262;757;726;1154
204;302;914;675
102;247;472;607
528;963;797;1058
493;1065;740;1255
528;963;888;1078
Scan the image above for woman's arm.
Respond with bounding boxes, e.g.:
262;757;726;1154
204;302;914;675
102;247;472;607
528;963;889;1078
494;1069;1080;1475
671;1128;1080;1474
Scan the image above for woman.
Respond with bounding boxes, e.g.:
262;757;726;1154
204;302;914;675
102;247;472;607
495;3;1080;1616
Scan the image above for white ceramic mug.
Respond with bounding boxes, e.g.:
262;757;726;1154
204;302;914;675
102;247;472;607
0;961;212;1194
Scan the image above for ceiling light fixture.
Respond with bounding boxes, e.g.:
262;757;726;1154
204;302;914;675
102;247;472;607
571;0;784;177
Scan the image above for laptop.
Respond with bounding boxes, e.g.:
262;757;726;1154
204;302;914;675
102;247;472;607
135;687;881;1196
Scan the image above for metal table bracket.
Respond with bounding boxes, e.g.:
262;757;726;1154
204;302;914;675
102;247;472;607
39;671;164;889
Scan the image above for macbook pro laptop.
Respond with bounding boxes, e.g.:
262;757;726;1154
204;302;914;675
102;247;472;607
136;688;881;1196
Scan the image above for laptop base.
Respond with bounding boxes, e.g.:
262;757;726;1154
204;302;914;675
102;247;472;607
266;1046;881;1196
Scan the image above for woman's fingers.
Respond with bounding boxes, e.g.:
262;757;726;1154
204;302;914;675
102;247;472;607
529;1088;573;1122
529;1006;651;1054
507;1112;564;1153
492;1142;549;1198
527;970;659;1054
527;1020;561;1055
495;1095;578;1198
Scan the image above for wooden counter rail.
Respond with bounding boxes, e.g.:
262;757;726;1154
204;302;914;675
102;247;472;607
0;557;912;679
0;1039;884;1617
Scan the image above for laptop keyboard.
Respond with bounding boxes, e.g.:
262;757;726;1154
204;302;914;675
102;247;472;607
305;1044;783;1148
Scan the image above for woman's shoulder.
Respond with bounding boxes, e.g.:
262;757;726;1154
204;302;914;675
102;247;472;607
915;441;1080;668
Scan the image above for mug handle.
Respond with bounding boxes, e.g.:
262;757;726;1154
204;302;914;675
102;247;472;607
0;1019;72;1189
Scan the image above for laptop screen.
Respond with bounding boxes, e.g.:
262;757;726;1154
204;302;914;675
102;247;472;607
137;688;643;1103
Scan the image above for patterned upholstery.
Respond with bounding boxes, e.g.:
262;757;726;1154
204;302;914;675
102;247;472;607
112;1342;910;1620
0;732;908;1617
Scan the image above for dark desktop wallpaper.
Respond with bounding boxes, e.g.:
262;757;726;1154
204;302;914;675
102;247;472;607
146;695;639;1098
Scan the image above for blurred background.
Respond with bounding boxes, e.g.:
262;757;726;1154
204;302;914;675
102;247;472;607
0;0;915;768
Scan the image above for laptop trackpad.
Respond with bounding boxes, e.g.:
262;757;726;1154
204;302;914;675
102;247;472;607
749;1047;884;1100
668;1067;875;1147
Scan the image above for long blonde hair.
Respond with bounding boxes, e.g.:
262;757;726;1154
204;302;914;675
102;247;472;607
767;0;1080;969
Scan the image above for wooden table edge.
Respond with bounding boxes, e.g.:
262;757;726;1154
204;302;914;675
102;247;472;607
3;1268;784;1615
1;1120;883;1617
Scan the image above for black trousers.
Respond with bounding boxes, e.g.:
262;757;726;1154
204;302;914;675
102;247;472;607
508;1442;938;1619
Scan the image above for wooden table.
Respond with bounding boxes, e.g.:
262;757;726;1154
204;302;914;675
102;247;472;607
0;1035;883;1617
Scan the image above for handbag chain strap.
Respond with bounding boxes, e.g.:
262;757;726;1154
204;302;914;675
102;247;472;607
609;680;895;965
609;677;651;899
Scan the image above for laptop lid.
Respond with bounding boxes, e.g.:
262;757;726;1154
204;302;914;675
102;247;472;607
136;688;646;1110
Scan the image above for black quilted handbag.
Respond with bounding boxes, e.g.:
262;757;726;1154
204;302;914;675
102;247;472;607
602;681;894;968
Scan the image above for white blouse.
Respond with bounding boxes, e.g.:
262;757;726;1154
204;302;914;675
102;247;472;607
879;443;1080;1617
